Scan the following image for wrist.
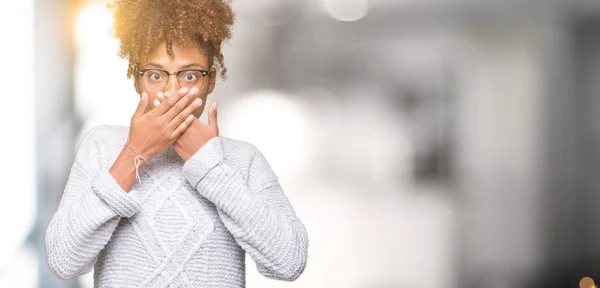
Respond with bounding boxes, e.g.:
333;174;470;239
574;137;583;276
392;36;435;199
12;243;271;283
182;136;219;163
121;146;146;166
174;144;196;162
124;141;154;162
109;147;147;192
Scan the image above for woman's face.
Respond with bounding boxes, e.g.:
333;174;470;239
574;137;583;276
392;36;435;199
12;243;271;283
134;41;216;118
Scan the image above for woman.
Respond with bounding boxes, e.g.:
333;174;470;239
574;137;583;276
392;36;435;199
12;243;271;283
45;0;308;287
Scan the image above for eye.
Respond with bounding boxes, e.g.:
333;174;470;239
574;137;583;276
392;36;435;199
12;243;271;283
183;72;198;82
143;70;165;82
151;73;162;81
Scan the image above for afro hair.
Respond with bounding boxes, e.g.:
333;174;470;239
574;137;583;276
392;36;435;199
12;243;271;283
108;0;235;78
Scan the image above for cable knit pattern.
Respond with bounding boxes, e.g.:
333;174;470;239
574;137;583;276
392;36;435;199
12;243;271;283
45;125;308;287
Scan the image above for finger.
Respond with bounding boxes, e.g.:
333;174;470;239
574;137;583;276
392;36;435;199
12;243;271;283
168;98;202;129
163;87;199;121
153;99;160;107
157;92;166;103
154;87;191;116
162;92;176;103
132;92;148;119
208;102;218;128
171;114;195;139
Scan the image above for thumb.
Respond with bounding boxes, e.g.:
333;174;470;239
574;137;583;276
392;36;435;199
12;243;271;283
133;92;148;119
208;102;218;128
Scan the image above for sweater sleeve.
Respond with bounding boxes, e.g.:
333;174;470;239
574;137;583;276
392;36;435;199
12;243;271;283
181;137;308;281
45;127;143;280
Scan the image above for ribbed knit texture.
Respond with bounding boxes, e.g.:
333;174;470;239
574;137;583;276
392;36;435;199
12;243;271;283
45;125;308;287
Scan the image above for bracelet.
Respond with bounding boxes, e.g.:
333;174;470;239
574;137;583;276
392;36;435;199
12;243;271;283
124;144;146;184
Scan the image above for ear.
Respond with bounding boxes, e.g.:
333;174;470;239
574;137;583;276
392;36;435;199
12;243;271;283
130;63;142;94
134;73;141;94
207;69;217;94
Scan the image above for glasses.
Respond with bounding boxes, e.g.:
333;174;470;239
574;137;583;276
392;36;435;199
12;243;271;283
135;66;210;92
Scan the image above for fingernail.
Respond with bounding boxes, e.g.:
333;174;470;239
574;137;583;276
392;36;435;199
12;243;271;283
154;99;160;106
212;102;217;110
190;87;199;95
141;92;147;102
193;98;201;106
181;87;189;94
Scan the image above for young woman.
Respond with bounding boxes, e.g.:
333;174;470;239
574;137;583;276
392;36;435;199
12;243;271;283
45;0;308;286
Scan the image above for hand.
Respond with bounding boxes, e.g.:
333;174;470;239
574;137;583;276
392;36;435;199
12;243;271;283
126;87;203;162
157;92;219;162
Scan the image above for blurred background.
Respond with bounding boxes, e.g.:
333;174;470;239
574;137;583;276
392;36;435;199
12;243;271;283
4;0;600;287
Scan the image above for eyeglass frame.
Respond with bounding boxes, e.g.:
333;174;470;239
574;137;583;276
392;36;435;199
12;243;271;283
133;64;212;92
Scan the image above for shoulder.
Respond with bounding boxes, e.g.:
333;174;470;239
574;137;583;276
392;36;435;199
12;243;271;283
219;136;256;157
78;125;129;149
219;136;266;164
219;137;278;184
75;125;129;168
80;125;128;144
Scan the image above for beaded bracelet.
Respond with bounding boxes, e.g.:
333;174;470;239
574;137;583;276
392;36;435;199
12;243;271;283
124;144;146;184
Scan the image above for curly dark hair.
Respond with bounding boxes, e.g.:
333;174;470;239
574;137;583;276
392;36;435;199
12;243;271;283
107;0;234;79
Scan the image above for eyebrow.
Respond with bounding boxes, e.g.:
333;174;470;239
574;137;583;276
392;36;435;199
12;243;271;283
142;62;207;70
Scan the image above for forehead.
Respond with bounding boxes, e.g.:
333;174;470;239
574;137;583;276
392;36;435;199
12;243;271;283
144;41;209;68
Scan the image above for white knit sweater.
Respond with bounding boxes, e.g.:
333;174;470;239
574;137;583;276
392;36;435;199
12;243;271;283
45;125;308;287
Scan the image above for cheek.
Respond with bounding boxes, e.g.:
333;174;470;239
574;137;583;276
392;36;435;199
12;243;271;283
192;96;208;118
146;92;159;108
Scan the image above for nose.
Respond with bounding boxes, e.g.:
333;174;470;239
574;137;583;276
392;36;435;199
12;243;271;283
164;74;179;94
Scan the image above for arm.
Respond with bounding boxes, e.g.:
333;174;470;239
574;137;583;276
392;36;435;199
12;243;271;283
182;137;308;281
45;127;144;279
46;90;198;279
